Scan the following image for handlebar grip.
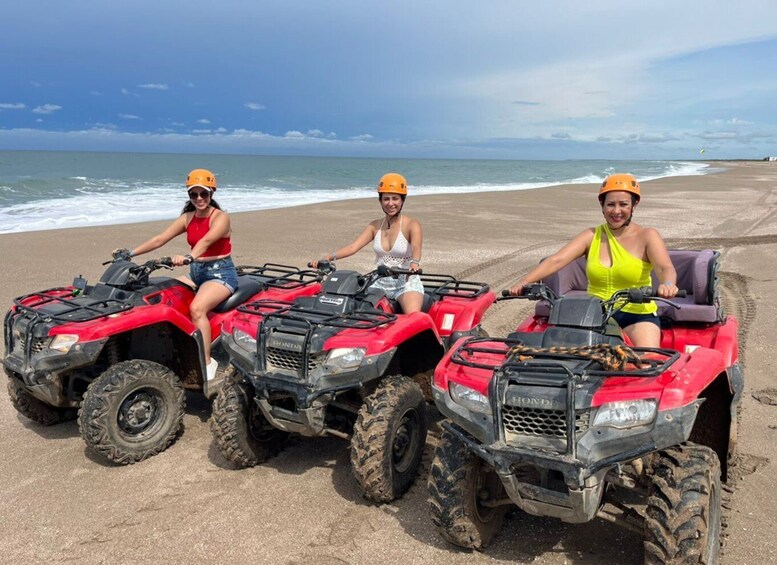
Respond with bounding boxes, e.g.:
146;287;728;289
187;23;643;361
501;289;511;297
675;289;687;298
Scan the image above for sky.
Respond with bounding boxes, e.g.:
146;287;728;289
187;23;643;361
1;0;777;160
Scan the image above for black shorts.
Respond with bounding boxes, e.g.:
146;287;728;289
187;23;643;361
612;311;660;329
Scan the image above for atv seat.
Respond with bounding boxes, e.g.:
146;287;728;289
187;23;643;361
383;290;436;315
535;249;721;323
212;277;263;313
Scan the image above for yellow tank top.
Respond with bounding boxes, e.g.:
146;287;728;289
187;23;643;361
586;224;656;315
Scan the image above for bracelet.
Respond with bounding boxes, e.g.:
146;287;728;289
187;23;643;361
185;254;194;263
663;281;674;286
331;251;337;261
409;259;420;265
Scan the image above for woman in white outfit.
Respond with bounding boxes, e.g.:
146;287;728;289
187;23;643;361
313;173;425;313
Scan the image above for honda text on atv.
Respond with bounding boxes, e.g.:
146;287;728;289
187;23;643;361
428;250;742;564
211;261;495;502
3;255;323;464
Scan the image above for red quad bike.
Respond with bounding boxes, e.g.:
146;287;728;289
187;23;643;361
211;261;496;502
3;254;323;464
428;250;743;564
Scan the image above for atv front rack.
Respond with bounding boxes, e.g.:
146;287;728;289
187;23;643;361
264;305;396;330
420;273;490;299
450;337;679;377
11;289;134;324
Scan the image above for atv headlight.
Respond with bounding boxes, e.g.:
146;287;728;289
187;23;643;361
50;334;78;353
324;348;366;373
449;382;490;414
232;329;257;352
593;399;657;429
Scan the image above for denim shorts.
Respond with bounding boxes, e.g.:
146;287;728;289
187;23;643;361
189;256;238;294
370;274;425;300
613;310;660;329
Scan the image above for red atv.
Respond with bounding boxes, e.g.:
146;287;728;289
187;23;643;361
3;256;322;464
428;250;742;564
211;261;496;502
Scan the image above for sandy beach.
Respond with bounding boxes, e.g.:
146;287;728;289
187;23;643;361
1;161;775;564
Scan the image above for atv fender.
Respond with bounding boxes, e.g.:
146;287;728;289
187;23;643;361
658;347;728;412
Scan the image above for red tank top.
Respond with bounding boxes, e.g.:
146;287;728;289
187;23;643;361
186;210;232;258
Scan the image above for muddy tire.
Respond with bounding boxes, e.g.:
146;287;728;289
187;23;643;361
78;360;184;465
428;429;507;549
210;370;288;467
644;444;722;564
7;377;76;425
351;375;428;502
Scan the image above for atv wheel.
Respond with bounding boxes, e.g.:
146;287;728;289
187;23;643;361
7;377;77;426
210;370;288;467
78;360;185;464
644;444;722;564
351;375;428;502
428;429;507;549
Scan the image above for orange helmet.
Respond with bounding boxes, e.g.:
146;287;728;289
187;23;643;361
377;173;408;196
599;173;640;202
186;168;217;191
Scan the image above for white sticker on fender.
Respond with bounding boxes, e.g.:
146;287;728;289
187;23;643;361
441;313;455;331
685;345;700;353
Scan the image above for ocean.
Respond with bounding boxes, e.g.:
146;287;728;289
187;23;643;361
0;151;714;234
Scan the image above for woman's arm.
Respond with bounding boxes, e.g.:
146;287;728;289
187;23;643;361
188;210;231;260
130;215;187;257
509;229;594;295
407;218;423;272
644;228;678;298
321;223;377;262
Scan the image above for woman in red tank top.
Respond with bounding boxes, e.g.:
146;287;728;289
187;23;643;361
114;169;237;381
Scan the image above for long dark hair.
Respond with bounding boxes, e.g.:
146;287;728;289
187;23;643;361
181;199;223;215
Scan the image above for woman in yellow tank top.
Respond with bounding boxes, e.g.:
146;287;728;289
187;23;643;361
508;173;678;348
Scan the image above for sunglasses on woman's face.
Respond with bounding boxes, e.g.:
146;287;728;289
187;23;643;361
188;190;211;200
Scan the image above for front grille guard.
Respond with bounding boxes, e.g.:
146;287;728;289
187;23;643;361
446;337;680;459
256;303;396;379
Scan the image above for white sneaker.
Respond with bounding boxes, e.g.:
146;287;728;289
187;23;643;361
206;358;219;381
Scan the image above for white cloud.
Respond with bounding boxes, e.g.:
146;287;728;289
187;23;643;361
284;130;305;138
121;88;130;95
137;83;168;90
32;104;62;115
245;102;266;111
197;119;211;124
118;113;141;120
0;103;25;110
350;134;373;141
306;129;324;137
183;82;195;88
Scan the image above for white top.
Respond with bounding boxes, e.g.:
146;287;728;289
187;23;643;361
373;216;413;269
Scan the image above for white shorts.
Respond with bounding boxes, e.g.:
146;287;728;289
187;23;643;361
370;274;425;300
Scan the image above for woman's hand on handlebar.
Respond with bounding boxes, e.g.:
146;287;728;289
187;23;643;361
508;280;528;296
171;254;191;267
657;281;679;298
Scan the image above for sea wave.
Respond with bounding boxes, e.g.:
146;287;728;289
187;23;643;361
0;161;713;234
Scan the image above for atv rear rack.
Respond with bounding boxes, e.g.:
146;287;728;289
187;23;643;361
236;263;322;289
450;337;679;377
264;306;396;331
420;273;490;299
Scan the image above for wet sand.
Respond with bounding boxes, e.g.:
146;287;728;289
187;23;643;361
1;161;776;564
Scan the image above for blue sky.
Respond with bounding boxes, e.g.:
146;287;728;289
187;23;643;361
1;1;776;159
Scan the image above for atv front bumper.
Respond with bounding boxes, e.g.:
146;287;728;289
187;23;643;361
3;339;107;407
435;386;702;523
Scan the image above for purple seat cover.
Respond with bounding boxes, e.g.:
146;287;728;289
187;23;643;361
534;250;718;323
